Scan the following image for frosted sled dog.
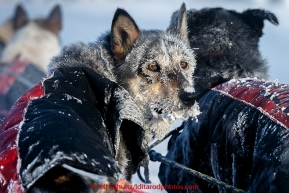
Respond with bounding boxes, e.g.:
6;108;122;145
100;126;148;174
0;3;199;193
48;4;199;141
158;7;288;193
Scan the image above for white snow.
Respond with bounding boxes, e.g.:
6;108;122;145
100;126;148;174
184;86;195;93
62;164;111;182
1;0;288;192
63;93;82;104
52;80;60;88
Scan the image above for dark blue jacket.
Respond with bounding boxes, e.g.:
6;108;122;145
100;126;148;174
0;67;146;192
159;78;289;193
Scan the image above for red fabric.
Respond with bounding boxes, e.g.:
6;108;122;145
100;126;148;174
213;79;289;129
0;82;44;193
0;60;28;95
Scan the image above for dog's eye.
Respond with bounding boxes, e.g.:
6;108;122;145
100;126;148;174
148;61;160;72
180;61;188;69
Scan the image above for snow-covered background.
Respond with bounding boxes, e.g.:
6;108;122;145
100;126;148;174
0;0;288;192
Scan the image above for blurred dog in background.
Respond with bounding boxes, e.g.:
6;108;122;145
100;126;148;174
0;4;62;123
0;4;62;71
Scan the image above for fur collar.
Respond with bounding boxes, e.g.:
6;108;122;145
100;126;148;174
48;33;116;82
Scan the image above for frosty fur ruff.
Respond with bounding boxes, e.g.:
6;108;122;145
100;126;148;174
48;3;200;141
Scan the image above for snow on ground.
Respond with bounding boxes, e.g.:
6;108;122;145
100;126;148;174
0;0;288;192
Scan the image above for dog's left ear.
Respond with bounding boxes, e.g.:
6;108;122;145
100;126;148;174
241;9;279;37
47;5;62;35
13;4;28;30
111;9;140;62
167;3;189;47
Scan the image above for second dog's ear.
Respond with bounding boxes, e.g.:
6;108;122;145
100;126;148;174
47;5;62;35
241;9;279;37
167;3;189;47
111;9;140;61
13;5;28;30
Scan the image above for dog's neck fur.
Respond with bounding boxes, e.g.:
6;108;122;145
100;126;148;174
0;22;60;71
49;33;116;82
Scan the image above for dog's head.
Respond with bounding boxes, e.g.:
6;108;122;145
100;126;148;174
182;7;278;99
12;4;62;37
110;4;199;139
0;4;62;71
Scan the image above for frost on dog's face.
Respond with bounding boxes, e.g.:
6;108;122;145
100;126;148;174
112;4;200;140
126;33;200;139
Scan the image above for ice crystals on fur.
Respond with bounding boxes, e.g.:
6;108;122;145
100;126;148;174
48;3;200;141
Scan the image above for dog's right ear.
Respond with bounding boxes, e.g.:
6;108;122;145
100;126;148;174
241;9;279;37
13;5;28;30
47;5;62;35
111;9;140;62
167;3;189;47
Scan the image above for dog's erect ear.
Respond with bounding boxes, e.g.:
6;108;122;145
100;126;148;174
167;3;189;46
111;8;140;61
241;9;279;37
13;4;28;30
47;5;62;34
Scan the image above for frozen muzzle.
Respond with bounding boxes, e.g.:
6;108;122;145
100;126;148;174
146;72;200;140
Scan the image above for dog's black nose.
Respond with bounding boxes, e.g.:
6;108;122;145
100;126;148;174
179;91;196;106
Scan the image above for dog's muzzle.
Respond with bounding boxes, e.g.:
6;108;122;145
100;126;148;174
179;90;196;107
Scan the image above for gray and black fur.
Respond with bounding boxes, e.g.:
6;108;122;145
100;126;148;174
177;7;278;99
